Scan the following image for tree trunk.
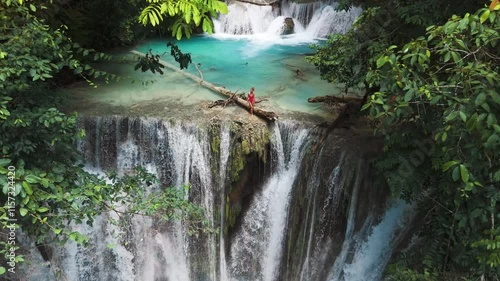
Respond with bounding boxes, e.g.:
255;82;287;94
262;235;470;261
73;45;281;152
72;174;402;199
131;50;278;122
307;95;364;104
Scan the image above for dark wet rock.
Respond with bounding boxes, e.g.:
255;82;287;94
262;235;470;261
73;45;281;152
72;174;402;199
283;17;295;35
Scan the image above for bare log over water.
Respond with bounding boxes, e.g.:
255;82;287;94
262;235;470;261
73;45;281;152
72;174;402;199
131;50;278;122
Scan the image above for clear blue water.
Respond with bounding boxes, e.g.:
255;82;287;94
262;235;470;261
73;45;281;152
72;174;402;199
62;35;348;119
136;35;344;115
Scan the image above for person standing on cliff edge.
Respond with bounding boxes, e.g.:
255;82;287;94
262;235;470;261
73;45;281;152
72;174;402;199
248;87;255;115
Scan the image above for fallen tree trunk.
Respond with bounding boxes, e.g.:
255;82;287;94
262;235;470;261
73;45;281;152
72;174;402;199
309;94;365;128
131;50;278;122
307;95;364;103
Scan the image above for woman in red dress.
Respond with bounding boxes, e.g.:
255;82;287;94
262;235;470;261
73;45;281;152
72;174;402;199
248;87;255;115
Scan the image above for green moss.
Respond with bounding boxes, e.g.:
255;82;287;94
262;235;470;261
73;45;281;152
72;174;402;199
230;143;245;183
224;199;240;235
211;135;220;155
222;122;274;235
241;140;250;154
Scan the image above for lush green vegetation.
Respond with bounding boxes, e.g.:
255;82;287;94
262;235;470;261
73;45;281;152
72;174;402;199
0;0;216;276
140;0;228;39
2;0;498;278
309;0;500;279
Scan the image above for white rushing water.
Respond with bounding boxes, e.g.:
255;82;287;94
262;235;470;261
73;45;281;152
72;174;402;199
228;122;309;281
219;122;231;281
47;116;414;281
262;124;309;281
213;1;362;44
340;200;414;281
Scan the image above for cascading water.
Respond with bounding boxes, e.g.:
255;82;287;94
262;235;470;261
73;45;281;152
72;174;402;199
340;200;413;281
219;122;231;281
227;122;309;281
213;1;362;39
34;116;413;281
214;3;278;35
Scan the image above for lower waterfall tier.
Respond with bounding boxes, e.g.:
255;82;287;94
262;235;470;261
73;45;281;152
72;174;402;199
20;115;412;281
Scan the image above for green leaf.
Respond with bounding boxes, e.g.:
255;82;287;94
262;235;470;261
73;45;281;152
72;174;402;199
487;113;497;127
29;4;36;12
475;92;486;106
485;133;499;148
470;208;482;218
445;111;458;122
20;208;28;217
442;161;458;171
444;52;451;62
459;111;467;122
460;164;470;182
430;95;441;105
441;131;447;142
176;28;182;40
41;178;49;188
490;91;500;104
404;91;413;102
22;181;33;195
184;8;191;23
0;267;5;275
24;174;40;183
376;56;388;68
480;10;490;23
37;207;49;213
0;158;11;167
452;166;460;181
202;18;211;33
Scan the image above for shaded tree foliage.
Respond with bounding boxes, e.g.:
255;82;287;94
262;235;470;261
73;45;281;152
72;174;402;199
0;0;212;276
135;49;167;74
133;42;192;75
308;0;499;279
168;41;192;69
367;7;500;279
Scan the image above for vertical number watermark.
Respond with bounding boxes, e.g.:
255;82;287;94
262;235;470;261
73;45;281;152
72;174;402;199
5;165;17;274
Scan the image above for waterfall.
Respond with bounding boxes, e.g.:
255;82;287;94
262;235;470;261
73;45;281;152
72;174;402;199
261;123;309;281
299;154;345;281
305;5;362;37
213;1;362;39
340;201;414;281
55;117;218;280
219;122;231;281
227;122;309;281
214;3;277;35
34;116;413;281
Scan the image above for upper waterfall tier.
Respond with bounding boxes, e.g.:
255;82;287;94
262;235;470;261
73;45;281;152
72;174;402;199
213;1;362;38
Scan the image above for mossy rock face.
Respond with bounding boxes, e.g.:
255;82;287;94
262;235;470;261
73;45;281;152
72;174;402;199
206;117;272;235
223;119;272;233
